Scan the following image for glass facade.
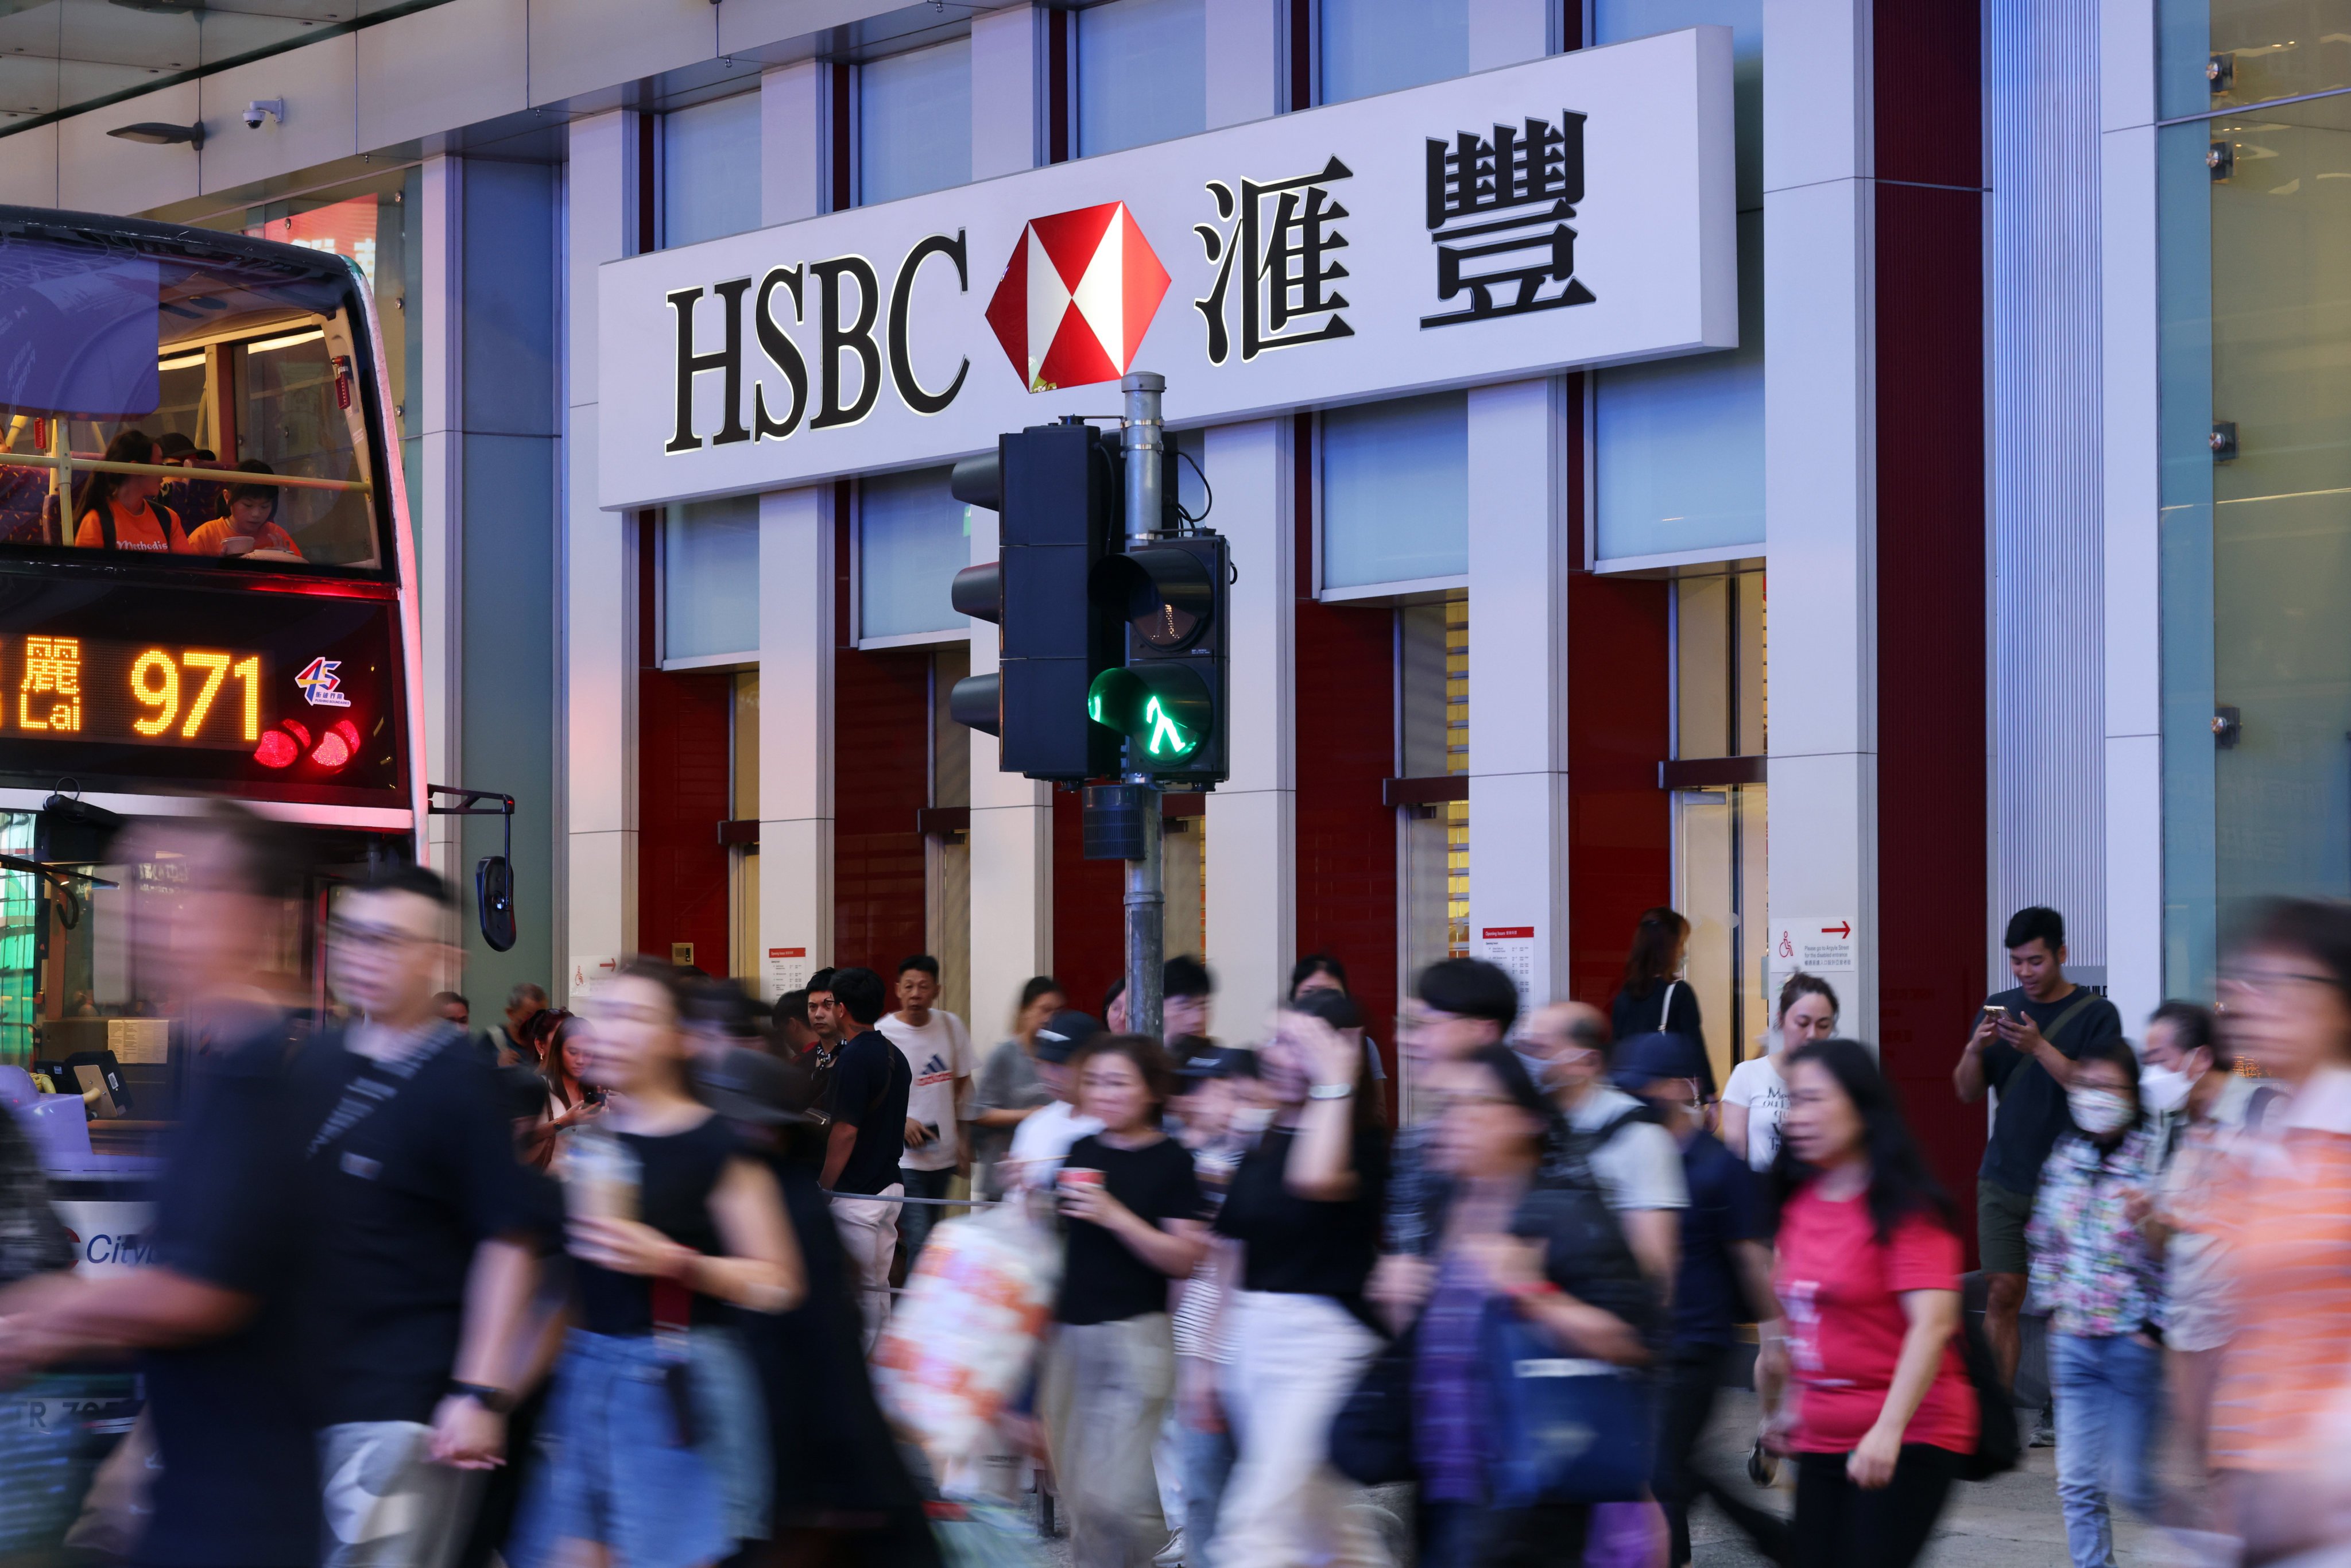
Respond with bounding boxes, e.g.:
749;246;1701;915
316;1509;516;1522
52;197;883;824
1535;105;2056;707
2159;3;2351;993
861;38;973;206
1590;0;1763;564
1320;392;1469;590
1318;0;1470;103
860;467;968;640
1078;0;1207;156
664;92;763;248
664;497;760;662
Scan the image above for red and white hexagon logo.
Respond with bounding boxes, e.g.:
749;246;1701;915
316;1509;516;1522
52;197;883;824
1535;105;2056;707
983;202;1172;393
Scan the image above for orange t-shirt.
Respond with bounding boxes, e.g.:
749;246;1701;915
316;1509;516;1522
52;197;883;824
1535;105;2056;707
72;498;192;553
185;517;303;559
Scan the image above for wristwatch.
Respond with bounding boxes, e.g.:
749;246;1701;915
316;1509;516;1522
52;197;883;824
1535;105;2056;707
447;1381;514;1415
1308;1082;1355;1100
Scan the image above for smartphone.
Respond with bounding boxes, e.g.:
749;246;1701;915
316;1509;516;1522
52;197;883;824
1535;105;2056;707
1982;1005;2007;1022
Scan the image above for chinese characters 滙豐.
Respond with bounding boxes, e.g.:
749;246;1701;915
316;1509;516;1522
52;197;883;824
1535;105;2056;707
1422;113;1595;330
18;634;82;731
1193;156;1356;365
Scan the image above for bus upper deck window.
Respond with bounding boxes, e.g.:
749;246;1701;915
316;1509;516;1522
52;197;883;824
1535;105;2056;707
0;230;389;572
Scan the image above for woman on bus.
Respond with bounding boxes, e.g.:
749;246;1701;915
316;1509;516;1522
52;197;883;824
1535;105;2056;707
71;430;193;553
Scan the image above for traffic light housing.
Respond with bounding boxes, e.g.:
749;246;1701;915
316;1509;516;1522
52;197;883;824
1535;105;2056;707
948;423;1124;782
1087;532;1229;786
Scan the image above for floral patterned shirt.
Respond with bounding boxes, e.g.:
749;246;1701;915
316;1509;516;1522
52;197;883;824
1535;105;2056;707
2027;1126;2165;1338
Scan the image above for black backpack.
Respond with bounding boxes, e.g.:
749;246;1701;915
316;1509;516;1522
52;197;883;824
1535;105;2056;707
1520;1103;1667;1343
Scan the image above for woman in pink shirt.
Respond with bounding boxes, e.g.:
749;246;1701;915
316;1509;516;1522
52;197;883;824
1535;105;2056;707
1762;1037;1976;1568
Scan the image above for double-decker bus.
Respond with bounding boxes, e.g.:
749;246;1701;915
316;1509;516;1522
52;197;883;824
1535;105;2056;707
0;204;425;1143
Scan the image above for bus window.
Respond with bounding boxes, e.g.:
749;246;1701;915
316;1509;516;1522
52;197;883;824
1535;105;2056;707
0;227;389;572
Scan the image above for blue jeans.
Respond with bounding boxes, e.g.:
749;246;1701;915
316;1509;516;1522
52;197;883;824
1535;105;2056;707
1178;1407;1234;1551
2051;1330;2163;1568
898;1164;954;1267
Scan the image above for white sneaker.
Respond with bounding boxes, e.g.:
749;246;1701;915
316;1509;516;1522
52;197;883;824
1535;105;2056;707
1153;1528;1186;1566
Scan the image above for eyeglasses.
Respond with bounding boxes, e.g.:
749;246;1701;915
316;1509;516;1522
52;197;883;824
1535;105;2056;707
326;917;436;951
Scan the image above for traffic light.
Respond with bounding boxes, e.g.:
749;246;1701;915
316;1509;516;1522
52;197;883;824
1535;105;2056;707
947;421;1124;781
1087;532;1229;786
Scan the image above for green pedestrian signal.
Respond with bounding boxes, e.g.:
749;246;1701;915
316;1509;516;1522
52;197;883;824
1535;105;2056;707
1086;664;1211;762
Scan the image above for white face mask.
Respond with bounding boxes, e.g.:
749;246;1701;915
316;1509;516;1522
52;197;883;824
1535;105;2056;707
2068;1087;2132;1137
2139;1064;2191;1115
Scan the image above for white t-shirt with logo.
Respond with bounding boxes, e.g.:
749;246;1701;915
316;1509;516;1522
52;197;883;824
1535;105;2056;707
1723;1055;1791;1171
880;1009;976;1172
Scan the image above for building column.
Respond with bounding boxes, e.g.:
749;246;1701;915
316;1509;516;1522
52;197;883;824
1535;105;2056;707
2101;0;2163;1027
1205;419;1294;1024
415;155;460;907
760;487;835;998
561;111;638;1000
1467;379;1571;1014
1762;0;1876;1039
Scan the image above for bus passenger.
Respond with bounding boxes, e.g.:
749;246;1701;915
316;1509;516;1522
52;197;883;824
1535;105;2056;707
71;429;193;552
188;462;304;559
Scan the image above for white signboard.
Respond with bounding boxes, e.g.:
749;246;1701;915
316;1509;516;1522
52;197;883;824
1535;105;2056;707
1478;926;1538;1015
763;945;811;1004
599;28;1734;512
568;954;618;1003
52;1200;154;1277
1768;916;1860;976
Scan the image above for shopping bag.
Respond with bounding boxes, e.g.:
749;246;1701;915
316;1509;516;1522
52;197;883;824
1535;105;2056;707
1482;1300;1655;1506
873;1202;1060;1467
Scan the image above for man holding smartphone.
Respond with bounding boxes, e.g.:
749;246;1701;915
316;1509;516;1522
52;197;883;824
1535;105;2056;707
1954;905;2123;1406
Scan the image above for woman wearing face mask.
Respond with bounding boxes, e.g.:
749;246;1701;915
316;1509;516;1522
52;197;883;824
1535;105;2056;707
2025;1037;2164;1568
2124;1000;2241;1530
2202;899;2351;1563
1722;973;1838;1171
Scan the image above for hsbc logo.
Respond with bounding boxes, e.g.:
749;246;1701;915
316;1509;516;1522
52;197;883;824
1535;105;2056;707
663;203;1175;455
983;202;1170;393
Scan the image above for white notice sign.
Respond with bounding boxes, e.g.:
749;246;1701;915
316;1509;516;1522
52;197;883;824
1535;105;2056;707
1768;917;1859;975
763;946;811;1004
568;954;617;1003
1478;926;1537;1015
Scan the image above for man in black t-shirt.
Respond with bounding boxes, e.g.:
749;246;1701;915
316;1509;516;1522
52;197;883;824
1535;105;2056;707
301;868;544;1568
1954;904;2123;1393
820;966;912;1349
0;814;321;1567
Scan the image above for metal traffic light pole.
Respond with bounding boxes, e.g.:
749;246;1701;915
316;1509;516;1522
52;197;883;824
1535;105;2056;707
1119;371;1167;1043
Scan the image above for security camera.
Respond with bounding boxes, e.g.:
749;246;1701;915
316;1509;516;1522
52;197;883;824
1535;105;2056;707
243;99;284;130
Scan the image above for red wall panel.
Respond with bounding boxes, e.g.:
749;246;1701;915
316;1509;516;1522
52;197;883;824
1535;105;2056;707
1566;570;1672;1010
1292;413;1401;1097
832;491;932;975
1874;0;1987;1250
637;514;734;976
1054;787;1127;1019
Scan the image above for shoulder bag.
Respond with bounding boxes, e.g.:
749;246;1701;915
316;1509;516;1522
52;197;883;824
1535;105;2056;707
1481;1298;1655;1505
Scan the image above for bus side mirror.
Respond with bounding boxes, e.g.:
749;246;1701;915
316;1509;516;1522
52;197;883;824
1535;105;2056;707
476;855;516;952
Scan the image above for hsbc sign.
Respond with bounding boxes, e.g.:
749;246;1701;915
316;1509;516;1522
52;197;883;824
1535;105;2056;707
598;26;1733;512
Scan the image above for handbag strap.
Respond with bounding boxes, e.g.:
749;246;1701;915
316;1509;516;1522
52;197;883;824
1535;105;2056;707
1657;979;1680;1032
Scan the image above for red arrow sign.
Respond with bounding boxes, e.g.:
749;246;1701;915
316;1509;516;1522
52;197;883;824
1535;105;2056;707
1822;922;1852;939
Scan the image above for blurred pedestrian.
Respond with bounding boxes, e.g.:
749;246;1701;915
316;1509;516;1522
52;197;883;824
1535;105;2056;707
1206;994;1389;1568
1535;1014;1687;1292
513;958;802;1568
880;955;974;1268
1291;954;1391;1097
2128;1001;2248;1528
1044;1036;1210;1568
436;991;471;1028
1164;957;1215;1044
2026;1037;2164;1568
1722;973;1837;1171
297;866;545;1568
1169;1048;1255;1555
2205;899;2351;1565
530;1014;603;1169
1953;905;2123;1398
818;966;912;1349
0;810;317;1568
1611;908;1715;1104
1617;1033;1790;1568
1371;958;1519;1323
1768;1038;1976;1568
491;984;551;1067
1002;1009;1107;1191
971;977;1066;1199
771;988;815;1055
1413;1044;1654;1567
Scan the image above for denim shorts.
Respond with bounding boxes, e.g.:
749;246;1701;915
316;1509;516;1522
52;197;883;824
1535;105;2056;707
510;1326;770;1568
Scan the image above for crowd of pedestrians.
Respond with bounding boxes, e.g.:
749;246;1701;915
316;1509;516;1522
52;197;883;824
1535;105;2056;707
3;811;2351;1568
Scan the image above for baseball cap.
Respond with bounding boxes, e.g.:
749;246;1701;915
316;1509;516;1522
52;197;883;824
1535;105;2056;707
1169;1036;1230;1083
1033;1009;1103;1064
1610;1031;1705;1091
